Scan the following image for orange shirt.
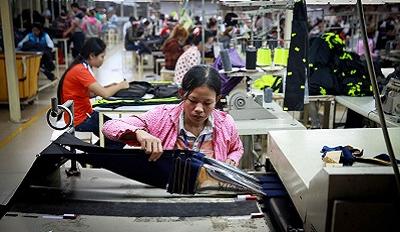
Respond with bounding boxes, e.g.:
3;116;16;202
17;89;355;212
61;63;97;126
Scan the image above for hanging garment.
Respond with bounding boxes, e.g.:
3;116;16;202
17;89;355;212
283;0;309;111
35;132;264;195
308;33;381;97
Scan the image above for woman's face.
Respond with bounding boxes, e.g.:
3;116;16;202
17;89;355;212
32;27;41;36
183;85;218;127
88;52;105;68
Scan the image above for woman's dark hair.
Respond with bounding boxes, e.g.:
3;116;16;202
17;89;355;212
57;38;106;104
192;29;213;46
181;65;221;97
71;3;79;9
31;22;43;31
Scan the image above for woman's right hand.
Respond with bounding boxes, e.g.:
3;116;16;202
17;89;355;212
135;129;163;161
119;80;129;89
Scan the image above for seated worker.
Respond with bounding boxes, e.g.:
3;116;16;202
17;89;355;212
174;29;214;84
81;8;102;41
18;22;56;81
102;65;243;166
162;24;188;70
124;19;152;55
58;38;129;148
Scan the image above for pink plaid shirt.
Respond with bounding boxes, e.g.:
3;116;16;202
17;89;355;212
102;103;244;163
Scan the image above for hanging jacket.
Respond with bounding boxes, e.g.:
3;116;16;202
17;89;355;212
308;32;376;96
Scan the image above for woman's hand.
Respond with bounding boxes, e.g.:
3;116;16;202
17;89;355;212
135;129;163;161
225;158;237;167
119;80;129;89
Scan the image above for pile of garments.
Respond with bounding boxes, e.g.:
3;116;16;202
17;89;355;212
93;81;180;108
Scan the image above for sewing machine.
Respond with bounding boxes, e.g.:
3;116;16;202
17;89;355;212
381;77;400;118
222;66;285;120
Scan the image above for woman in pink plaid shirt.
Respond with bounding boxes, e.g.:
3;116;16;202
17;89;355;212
102;65;243;166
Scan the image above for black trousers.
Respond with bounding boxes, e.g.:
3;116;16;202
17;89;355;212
71;32;85;58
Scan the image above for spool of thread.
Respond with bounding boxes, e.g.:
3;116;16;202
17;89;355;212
220;49;232;72
264;87;273;103
274;48;289;66
257;48;272;66
246;46;257;70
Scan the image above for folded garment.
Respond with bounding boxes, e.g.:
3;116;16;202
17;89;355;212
92;97;181;109
113;81;179;100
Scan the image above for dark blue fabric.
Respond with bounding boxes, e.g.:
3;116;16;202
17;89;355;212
41;133;204;194
321;145;355;166
374;154;400;164
75;111;125;149
167;152;204;194
257;174;288;198
125;43;141;51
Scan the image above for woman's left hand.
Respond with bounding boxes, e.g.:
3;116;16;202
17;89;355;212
225;159;237;167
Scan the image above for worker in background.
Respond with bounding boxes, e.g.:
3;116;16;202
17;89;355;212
102;65;243;166
124;18;151;54
81;8;102;41
356;28;378;59
174;29;215;84
51;10;72;39
162;24;189;71
122;16;135;39
255;13;273;36
63;2;85;59
58;38;129;148
18;22;56;81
